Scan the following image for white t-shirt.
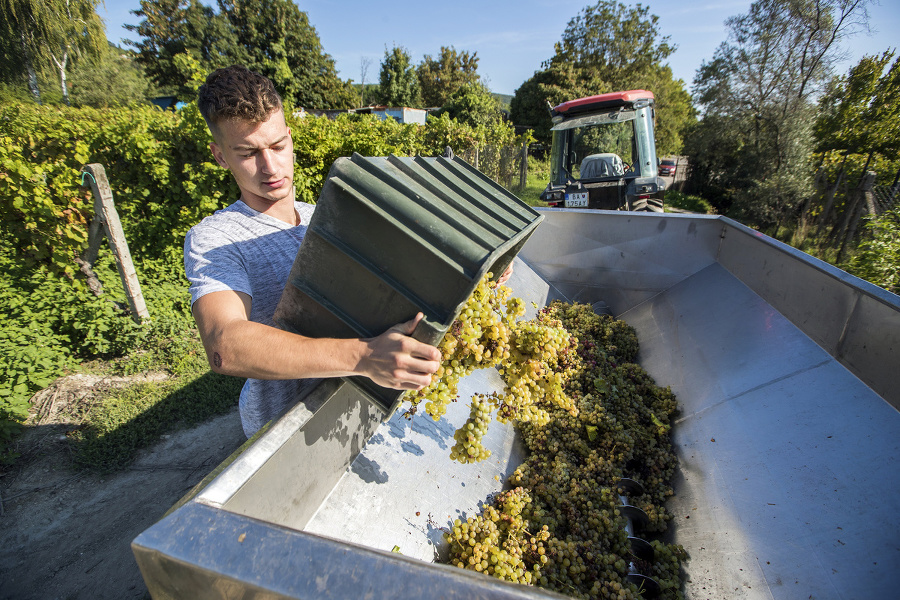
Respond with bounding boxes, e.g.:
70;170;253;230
184;199;319;437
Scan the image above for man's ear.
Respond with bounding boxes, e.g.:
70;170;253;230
210;142;229;169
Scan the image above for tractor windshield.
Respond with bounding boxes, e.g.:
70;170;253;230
549;107;657;185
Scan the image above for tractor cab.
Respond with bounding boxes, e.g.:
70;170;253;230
541;90;665;211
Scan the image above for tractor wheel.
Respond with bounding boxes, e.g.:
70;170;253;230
630;197;665;212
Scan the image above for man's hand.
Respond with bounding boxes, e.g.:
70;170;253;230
358;313;441;390
498;263;514;285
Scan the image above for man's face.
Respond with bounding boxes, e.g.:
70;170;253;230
209;110;294;212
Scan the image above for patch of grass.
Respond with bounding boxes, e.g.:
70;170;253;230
65;316;244;473
71;367;244;472
515;156;551;207
664;190;716;214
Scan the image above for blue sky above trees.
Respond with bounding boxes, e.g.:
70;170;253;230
100;0;899;96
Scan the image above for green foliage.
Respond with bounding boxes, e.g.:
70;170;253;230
663;190;715;214
0;99;527;460
0;0;106;103
0;81;35;104
554;0;674;78
642;66;696;157
687;0;872;229
815;52;899;156
376;45;421;107
845;209;900;294
509;0;693;153
813;149;900;193
511;62;600;144
68;44;152;108
126;0;355;108
0;240;74;451
433;82;502;129
417;46;480;108
126;0;238;101
219;0;355;109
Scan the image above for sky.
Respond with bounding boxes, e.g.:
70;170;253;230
98;0;900;97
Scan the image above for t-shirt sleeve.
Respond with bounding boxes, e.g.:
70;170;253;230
184;223;252;306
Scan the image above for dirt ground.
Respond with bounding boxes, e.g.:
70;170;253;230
0;374;247;600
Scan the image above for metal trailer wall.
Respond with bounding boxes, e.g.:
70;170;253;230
133;210;900;600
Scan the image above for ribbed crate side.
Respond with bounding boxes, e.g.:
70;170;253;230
317;174;483;277
332;157;499;260
283;231;441;337
410;156;541;230
380;155;521;241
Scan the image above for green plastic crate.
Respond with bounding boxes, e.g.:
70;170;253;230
274;153;543;414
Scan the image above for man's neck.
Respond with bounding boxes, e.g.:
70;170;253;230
241;188;298;226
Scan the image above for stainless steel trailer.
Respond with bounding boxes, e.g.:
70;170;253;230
133;209;900;600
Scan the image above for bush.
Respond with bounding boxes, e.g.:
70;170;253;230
845;210;900;294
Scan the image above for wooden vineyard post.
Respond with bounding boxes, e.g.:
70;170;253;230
80;163;149;322
519;138;528;190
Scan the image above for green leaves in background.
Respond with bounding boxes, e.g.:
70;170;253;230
0;99;525;457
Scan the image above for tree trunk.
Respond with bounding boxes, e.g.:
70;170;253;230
798;166;826;237
52;50;70;107
817;154;846;234
837;171;877;264
20;32;41;104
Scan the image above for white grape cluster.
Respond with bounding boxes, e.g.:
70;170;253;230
449;394;493;463
444;487;551;584
405;273;580;464
498;318;580;426
405;272;522;422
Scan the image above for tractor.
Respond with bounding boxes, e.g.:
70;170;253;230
540;89;665;211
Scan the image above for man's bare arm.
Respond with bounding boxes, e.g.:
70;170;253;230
192;290;441;390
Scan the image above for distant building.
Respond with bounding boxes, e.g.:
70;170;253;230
294;106;429;125
356;106;428;125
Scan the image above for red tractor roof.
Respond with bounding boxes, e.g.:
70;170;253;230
552;90;655;117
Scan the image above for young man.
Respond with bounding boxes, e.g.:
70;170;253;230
185;66;441;437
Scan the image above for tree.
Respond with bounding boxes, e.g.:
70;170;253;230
510;0;692;152
218;0;354;109
417;46;479;108
510;62;605;142
687;0;873;227
376;45;420;107
359;56;372;107
126;0;354;108
126;0;237;99
435;82;502;128
0;0;106;104
68;44;151;107
552;0;674;81
815;51;900;161
641;65;696;156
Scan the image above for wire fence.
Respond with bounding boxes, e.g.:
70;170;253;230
805;166;900;263
873;183;900;216
456;143;528;192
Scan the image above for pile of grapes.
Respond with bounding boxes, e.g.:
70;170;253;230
405;275;687;600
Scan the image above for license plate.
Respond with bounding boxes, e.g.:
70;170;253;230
565;191;589;208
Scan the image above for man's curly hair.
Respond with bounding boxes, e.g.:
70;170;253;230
198;66;283;135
